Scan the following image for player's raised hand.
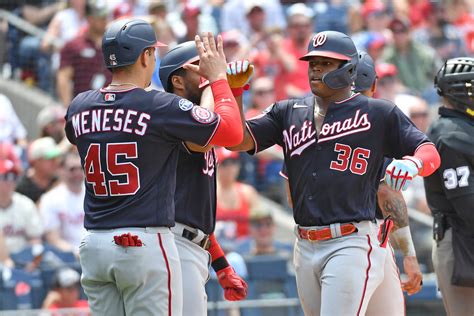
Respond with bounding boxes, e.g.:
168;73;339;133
226;60;254;89
183;32;227;83
401;256;423;295
385;158;420;191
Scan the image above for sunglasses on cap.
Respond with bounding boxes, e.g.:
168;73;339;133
0;172;19;182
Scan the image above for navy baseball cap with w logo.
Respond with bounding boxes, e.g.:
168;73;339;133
300;31;359;89
300;30;358;62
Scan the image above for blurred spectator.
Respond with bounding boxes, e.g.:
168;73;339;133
352;0;390;51
245;77;276;119
443;0;474;54
395;94;432;215
111;0;149;19
0;94;28;148
37;105;66;143
178;4;201;43
0;229;14;268
245;2;268;50
396;94;431;133
275;3;313;100
220;0;286;38
15;0;65;92
173;3;218;44
364;32;386;62
16;137;61;203
0;142;43;254
40;151;85;254
235;206;292;258
56;0;110;106
382;17;442;96
313;0;351;34
41;0;88;54
222;29;249;62
216;148;260;240
42;267;89;312
373;63;408;102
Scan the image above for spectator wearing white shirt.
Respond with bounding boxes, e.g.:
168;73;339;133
40;151;85;253
0;143;43;254
0;94;27;148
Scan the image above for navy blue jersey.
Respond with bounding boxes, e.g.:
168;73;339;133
247;94;429;226
174;146;217;234
424;107;474;232
65;88;221;229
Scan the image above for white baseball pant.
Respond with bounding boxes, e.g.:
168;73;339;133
79;227;183;316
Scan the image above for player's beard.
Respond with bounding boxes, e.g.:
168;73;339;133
184;81;202;105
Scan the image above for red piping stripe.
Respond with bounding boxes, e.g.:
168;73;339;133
390;246;406;316
158;233;172;316
357;235;373;316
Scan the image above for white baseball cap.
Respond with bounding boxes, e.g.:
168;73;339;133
287;3;315;19
28;137;62;161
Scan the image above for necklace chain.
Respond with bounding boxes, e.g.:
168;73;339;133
314;106;326;118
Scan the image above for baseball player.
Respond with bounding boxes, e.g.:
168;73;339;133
158;41;250;315
424;57;474;316
64;19;244;315
353;51;422;315
228;31;441;315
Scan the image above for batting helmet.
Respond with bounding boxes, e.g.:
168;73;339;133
435;57;474;116
102;19;166;69
159;41;199;92
354;51;376;93
300;31;358;89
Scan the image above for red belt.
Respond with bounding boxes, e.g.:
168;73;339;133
298;223;357;241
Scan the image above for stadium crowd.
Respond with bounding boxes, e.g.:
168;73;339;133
0;0;473;313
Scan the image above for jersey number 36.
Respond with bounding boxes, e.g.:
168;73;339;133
84;143;140;196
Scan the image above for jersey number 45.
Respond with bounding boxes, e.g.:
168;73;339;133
84;143;140;196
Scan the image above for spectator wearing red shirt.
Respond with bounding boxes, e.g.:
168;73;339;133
216;148;260;240
56;1;111;106
42;268;89;315
252;4;313;100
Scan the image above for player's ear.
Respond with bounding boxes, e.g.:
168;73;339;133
371;78;378;95
140;48;153;68
170;75;185;91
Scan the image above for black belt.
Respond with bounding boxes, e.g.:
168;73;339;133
181;228;211;250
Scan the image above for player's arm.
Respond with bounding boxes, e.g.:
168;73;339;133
384;105;441;191
377;182;423;295
185;60;252;153
0;231;14;268
208;234;248;301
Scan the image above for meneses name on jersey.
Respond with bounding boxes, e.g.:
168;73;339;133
71;108;151;137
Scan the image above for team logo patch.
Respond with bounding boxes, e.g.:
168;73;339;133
191;106;216;124
104;93;115;102
178;99;193;111
312;33;327;48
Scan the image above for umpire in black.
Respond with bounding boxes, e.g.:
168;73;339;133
424;57;474;316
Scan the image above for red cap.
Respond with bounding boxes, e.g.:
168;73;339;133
361;0;386;20
376;63;398;78
215;147;239;163
0;143;22;175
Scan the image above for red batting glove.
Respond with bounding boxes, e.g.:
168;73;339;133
217;266;248;301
